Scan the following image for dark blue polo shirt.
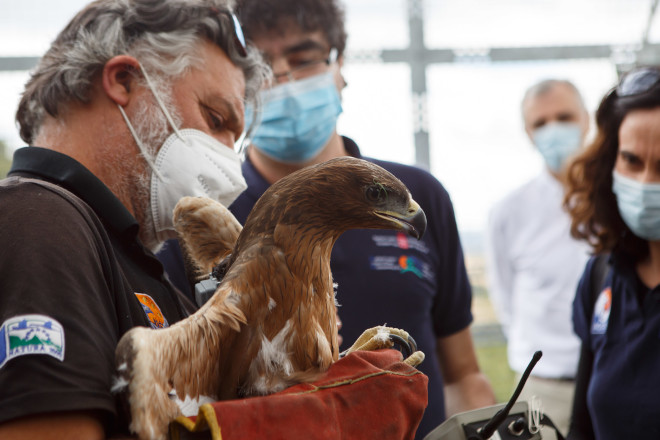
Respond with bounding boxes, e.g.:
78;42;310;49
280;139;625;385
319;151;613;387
574;253;660;439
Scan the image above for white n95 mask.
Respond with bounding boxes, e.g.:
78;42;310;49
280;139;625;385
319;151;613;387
149;129;247;243
118;64;247;244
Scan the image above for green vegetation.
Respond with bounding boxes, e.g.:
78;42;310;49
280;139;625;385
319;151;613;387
467;254;516;404
475;343;516;403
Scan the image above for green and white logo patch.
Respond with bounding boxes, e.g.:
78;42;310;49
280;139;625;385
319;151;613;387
0;314;65;369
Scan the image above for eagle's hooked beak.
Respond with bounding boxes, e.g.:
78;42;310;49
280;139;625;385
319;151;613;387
375;199;427;240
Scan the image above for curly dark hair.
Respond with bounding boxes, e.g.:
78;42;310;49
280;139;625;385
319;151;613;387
235;0;347;56
564;67;660;259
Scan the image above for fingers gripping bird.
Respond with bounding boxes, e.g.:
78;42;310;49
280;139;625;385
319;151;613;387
114;156;427;440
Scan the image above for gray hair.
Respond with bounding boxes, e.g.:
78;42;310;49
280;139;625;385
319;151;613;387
16;0;270;144
521;79;586;118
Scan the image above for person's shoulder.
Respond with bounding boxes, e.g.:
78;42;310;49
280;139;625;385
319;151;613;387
0;177;97;231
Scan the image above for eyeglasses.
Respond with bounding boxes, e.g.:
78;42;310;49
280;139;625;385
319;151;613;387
617;67;660;97
210;8;248;57
273;48;338;83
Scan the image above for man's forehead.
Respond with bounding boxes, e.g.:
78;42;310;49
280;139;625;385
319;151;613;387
524;85;581;118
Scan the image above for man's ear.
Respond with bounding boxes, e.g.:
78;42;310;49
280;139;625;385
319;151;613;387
581;108;591;139
524;125;535;144
102;55;141;106
337;54;347;89
333;54;347;91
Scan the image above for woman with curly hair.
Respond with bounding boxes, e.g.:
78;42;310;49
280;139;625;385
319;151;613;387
565;66;660;440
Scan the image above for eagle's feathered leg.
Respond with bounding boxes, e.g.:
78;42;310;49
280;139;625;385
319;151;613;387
173;196;243;277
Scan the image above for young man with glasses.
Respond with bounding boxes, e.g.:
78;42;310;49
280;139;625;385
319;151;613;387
159;1;495;438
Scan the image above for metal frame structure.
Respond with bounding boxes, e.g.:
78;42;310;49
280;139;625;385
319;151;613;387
1;0;658;169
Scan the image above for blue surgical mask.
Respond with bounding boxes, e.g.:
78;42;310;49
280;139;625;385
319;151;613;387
532;122;583;172
246;72;342;164
612;171;660;241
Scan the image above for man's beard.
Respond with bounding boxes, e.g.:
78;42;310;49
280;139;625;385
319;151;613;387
128;81;181;253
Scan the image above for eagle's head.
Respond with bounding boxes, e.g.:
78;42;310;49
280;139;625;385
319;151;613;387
242;156;427;242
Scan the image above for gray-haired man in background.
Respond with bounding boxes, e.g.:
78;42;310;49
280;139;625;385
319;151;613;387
486;79;592;435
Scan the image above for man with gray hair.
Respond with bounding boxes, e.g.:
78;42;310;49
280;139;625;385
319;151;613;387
0;0;267;437
485;79;592;435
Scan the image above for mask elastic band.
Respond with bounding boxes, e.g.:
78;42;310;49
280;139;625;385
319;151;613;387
117;104;165;181
139;63;184;142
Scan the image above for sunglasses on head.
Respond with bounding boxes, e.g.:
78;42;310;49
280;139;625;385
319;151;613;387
210;8;247;57
617;67;660;97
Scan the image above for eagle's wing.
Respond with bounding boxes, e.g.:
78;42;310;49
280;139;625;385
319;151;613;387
115;286;246;440
173;196;242;275
115;197;246;440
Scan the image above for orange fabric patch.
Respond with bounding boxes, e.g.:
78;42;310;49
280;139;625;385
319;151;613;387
135;293;169;329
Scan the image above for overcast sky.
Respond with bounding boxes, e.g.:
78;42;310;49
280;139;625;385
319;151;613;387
0;0;655;233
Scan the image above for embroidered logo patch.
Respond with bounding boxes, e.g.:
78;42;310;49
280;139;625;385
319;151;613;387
135;293;169;329
0;314;65;369
372;232;429;253
369;254;434;281
591;287;612;335
398;255;424;278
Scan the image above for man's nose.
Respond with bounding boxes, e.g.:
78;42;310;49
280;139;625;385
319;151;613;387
270;59;294;84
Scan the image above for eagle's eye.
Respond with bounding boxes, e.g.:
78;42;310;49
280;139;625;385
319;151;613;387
366;185;384;202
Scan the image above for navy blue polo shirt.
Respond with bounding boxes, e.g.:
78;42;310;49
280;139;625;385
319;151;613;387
574;253;660;439
226;137;473;439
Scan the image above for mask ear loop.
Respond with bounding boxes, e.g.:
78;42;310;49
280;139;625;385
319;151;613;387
241;95;264;156
138;62;185;142
117;104;165;182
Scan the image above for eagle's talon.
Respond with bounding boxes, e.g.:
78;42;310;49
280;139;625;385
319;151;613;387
388;333;415;358
343;326;424;368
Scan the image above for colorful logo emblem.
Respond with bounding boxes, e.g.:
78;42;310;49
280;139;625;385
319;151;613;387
398;255;423;278
0;314;65;369
396;232;410;250
591;287;612;335
135;293;169;329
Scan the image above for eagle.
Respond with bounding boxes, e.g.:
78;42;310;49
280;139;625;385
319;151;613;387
114;156;427;440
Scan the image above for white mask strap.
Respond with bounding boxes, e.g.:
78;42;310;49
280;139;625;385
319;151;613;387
138;63;183;140
117;104;165;181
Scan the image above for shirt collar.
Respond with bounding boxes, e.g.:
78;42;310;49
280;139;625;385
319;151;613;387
342;136;362;159
240;136;364;201
9;147;139;239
